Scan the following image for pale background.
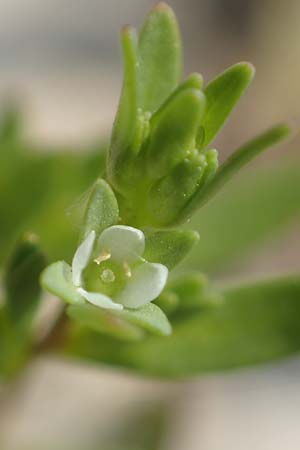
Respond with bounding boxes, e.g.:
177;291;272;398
0;1;300;449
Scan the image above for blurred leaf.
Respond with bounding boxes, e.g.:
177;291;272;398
182;123;291;217
182;162;300;272
138;2;182;113
67;275;300;378
144;230;199;269
4;233;46;326
67;302;171;341
198;62;255;149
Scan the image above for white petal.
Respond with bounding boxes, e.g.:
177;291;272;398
72;231;96;287
78;287;123;311
98;225;145;263
115;262;168;308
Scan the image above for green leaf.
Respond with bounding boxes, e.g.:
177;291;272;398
67;302;171;341
199;62;255;149
67;276;300;377
183;161;300;272
146;88;206;179
81;178;119;240
108;26;138;185
138;2;182;113
144;230;199;269
40;261;84;305
4;234;46;325
179;123;292;221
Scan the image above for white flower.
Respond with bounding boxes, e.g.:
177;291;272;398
70;225;168;311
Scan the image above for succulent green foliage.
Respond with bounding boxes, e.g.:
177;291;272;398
68;302;171;341
5;233;46;326
81;178;119;240
138;2;182;113
144;230;199;269
198;62;255;149
66;276;300;378
107;3;290;228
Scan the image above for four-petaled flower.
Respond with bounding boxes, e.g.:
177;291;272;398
70;225;168;310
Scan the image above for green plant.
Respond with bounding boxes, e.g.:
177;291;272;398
0;2;299;384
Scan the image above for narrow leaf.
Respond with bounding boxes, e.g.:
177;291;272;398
108;26;138;182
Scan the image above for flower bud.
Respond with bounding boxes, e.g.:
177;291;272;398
146;148;218;226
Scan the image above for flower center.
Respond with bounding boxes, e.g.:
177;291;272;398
100;268;115;283
83;257;132;298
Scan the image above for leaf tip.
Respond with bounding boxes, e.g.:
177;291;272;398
236;61;256;82
152;2;173;13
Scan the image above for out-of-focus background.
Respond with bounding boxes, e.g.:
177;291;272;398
0;1;300;449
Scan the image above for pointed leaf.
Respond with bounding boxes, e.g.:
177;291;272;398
199;62;255;149
108;26;138;183
138;2;182;113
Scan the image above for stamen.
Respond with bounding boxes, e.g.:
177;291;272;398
123;261;132;278
93;250;111;265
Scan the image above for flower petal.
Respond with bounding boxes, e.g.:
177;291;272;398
77;287;123;311
41;261;85;305
72;230;96;286
115;262;168;308
97;225;145;263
